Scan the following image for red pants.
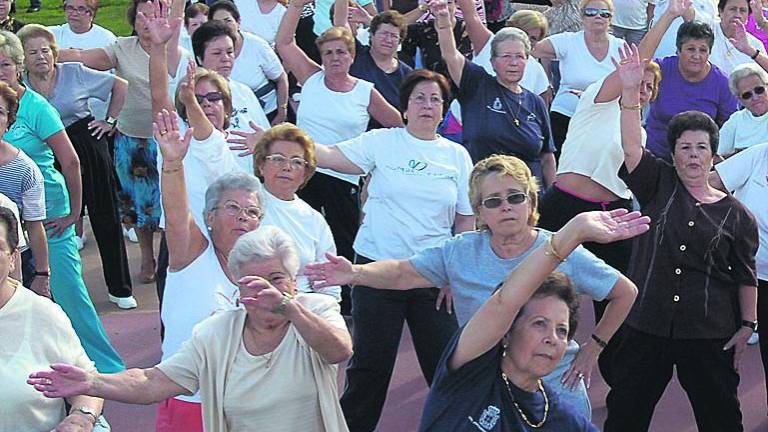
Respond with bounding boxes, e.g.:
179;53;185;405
156;398;203;432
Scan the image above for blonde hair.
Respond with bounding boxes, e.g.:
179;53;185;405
579;0;615;12
18;24;59;62
253;123;317;189
645;60;662;102
0;31;25;71
469;155;540;230
506;10;548;39
315;26;356;57
174;67;233;130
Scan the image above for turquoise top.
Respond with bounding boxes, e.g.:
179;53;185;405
4;88;69;219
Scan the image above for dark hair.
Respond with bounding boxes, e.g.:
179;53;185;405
398;69;452;116
192;20;236;63
184;2;209;27
718;0;751;13
0;206;19;253
675;21;715;52
512;272;580;340
0;81;19;127
208;0;240;23
666;111;719;154
370;10;407;40
126;0;150;30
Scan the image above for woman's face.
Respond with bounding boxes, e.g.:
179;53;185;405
64;0;95;33
0;98;10;133
134;1;154;37
195;78;227;131
490;39;528;86
672;129;714;183
504;295;570;380
206;188;262;250
639;70;656;106
405;80;444;131
200;35;234;78
581;0;612;33
186;14;208;36
23;37;55;76
259;140;309;198
212;10;240;35
477;173;533;237
677;38;711;77
720;0;750;28
319;39;353;75
736;73;768;116
0;53;19;87
0;0;11;20
370;23;401;58
524;27;543;45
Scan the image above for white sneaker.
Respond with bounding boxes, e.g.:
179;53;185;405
123;227;138;243
108;294;138;310
748;332;760;345
75;233;87;251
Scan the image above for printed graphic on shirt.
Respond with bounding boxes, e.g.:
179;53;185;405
468;405;500;431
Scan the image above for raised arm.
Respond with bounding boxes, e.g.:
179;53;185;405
616;44;645;173
449;209;650;371
456;0;492;56
728;17;768;71
638;0;692;60
333;0;351;29
140;0;182;115
305;252;434;290
432;0;466;85
276;0;322;85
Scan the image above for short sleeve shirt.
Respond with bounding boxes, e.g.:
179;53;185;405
103;37;153;138
349;40;413;115
0;149;46;221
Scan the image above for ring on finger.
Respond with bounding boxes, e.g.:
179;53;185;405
577;372;585;379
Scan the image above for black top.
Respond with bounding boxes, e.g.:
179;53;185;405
619;150;758;339
0;17;24;33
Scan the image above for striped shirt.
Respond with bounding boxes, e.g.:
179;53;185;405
0;148;46;221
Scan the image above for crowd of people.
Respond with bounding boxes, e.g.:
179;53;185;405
0;0;766;429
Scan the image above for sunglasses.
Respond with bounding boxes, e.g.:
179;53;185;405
740;85;766;100
195;91;224;104
481;192;528;209
583;7;612;18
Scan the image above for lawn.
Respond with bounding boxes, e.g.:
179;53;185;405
16;0;133;36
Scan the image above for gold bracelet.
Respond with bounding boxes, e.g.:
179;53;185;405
620;101;642;110
544;234;566;262
162;161;183;173
280;103;288;110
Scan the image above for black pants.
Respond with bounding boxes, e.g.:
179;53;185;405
155;232;169;340
62;117;132;297
604;326;743;432
297;172;359;314
538;184;633;384
549;111;571;160
758;279;768;412
340;256;458;432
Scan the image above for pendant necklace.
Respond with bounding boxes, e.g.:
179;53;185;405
501;372;549;428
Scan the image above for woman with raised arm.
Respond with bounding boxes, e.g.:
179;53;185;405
416;209;649;431
603;44;758;432
276;0;402;283
432;0;556;188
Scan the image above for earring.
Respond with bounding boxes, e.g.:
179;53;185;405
502;343;508;357
207;225;212;231
403;112;408;120
235;298;241;307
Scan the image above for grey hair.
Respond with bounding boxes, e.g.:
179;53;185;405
728;63;768;96
0;30;25;70
203;172;263;225
227;225;301;280
491;27;531;58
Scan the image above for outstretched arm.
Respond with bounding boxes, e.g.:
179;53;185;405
305;253;434;290
616;44;646;173
456;0;492;56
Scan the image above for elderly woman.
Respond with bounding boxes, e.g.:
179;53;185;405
719;62;768;155
18;24;136;308
28;225;353;432
275;0;402;303
638;0;740;161
308;154;638;420
532;0;624;153
179;2;208;53
417;209;649;431
48;0;117;50
434;0;555;187
0;0;23;33
209;0;289;123
604;46;759;431
694;0;765;76
0;208;109;432
0;30;125;374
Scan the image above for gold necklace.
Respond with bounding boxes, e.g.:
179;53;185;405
501;372;549;428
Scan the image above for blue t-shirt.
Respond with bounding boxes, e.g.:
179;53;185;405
419;326;599;432
458;61;555;177
4;88;69;219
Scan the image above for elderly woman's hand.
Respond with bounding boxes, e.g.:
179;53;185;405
562;209;651;247
728;18;757;56
177;60;198;109
52;413;96;432
136;0;181;46
724;327;754;371
752;0;768;27
428;0;452;27
27;363;93;399
612;43;647;89
226;121;266;157
238;276;287;313
561;341;602;390
305;252;355;289
153;109;192;165
664;0;693;18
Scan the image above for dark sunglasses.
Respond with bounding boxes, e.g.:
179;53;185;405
195;91;224;104
481;192;528;209
583;7;612;18
740;85;766;100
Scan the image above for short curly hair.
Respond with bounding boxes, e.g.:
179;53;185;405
253;123;317;189
469;154;540;230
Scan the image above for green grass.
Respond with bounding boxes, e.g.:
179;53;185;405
16;0;133;36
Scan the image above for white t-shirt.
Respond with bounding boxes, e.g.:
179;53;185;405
235;0;286;46
260;189;340;300
297;71;374;184
715;143;768;280
613;0;656;30
230;33;284;113
473;39;551;95
557;78;646;199
0;193;26;251
718;108;768;155
549;31;624;117
652;0;717;58
0;284;96;431
706;18;764;77
179;28;194;54
335;128;474;260
229;79;271;173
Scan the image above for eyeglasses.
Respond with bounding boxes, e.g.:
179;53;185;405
64;5;92;14
375;31;401;41
740;85;766;100
195;91;224;104
265;154;308;169
213;201;262;220
409;94;444;106
481;192;528;209
583;7;612;18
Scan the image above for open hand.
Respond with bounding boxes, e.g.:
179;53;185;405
567;209;651;245
153;109;193;162
226;120;266;157
44;213;78;238
177;60;198;108
305;252;354;289
136;0;181;46
612;43;648;89
27;363;93;399
665;0;693;18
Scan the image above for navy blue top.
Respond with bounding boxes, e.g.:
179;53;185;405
419;326;598;432
458;60;554;178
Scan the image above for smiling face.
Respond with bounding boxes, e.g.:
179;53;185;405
476;173;534;237
0;0;11;20
491;39;528;86
199;35;234;78
677;38;711;78
23;37;55;76
0;93;11;132
258;140;309;199
672;129;714;183
736;73;768;116
206;188;262;252
639;70;656;106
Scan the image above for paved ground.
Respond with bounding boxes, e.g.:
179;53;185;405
78;221;768;431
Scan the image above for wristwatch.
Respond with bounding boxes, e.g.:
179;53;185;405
418;3;428;12
105;116;117;127
742;319;758;332
71;406;99;425
271;291;295;314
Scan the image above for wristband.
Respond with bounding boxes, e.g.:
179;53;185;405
742;319;758;331
751;49;761;60
34;270;50;277
591;333;608;349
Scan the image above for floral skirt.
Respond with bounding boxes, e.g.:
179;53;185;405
114;132;161;230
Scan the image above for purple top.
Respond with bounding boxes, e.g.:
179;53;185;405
645;56;738;161
746;13;768;51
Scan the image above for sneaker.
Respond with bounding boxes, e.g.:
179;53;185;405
123;226;138;243
26;6;40;12
748;332;760;345
75;233;87;251
108;294;138;310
